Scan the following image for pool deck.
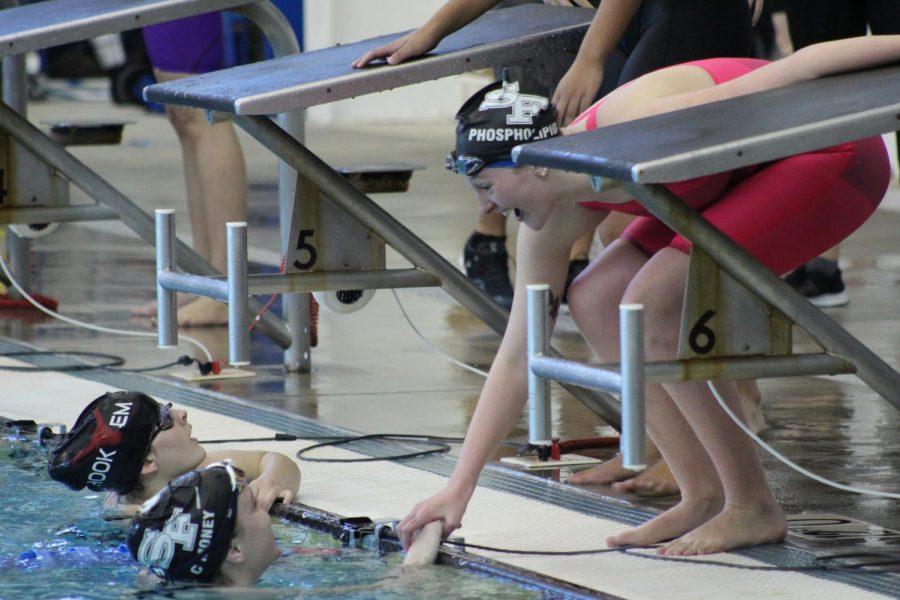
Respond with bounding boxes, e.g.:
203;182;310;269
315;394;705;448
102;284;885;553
2;79;900;598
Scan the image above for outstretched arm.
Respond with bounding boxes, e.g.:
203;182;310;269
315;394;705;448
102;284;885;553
650;35;900;116
395;202;605;549
206;449;301;509
553;0;642;126
352;0;500;68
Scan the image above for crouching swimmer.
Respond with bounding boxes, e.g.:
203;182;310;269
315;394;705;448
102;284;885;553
400;35;899;557
47;391;300;514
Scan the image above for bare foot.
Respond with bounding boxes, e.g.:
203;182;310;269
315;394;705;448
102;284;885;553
174;297;229;327
606;496;723;548
569;454;641;486
735;379;765;434
660;501;786;556
611;459;679;497
569;441;662;486
132;294;197;317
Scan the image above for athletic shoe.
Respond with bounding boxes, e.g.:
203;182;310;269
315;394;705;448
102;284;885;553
463;232;514;310
784;259;850;308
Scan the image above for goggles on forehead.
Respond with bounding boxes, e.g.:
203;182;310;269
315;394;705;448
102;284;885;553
446;151;486;177
211;459;247;494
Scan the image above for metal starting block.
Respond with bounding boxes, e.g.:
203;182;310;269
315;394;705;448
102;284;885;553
44;119;132;147
679;248;792;360
336;163;424;195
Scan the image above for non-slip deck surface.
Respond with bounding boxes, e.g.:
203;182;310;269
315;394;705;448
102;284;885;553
2;360;894;600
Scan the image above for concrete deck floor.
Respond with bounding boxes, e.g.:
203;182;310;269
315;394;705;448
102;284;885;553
5;78;900;562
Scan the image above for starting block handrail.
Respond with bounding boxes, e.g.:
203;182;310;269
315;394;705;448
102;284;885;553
527;285;646;470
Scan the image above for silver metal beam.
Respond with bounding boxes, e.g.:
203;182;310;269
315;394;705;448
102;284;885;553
227;222;250;366
527;285;552;447
235;113;624;427
619;304;645;471
0;205;119;224
623;182;900;406
155;210;177;348
0;101;292;348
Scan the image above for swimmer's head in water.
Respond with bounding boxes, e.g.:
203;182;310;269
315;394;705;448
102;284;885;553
127;462;244;582
448;70;559;176
48;391;173;494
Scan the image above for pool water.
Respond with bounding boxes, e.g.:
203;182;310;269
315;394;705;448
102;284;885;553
0;427;544;599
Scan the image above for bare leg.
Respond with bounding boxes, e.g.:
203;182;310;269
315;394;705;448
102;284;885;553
153;69;247;327
569;242;726;546
568;241;677;496
568;232;591;261
624;249;784;555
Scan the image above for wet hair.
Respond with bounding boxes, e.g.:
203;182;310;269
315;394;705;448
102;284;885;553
48;391;167;494
453;69;559;168
126;463;242;582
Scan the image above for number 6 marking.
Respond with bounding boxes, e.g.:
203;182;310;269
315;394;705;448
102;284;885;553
688;309;717;354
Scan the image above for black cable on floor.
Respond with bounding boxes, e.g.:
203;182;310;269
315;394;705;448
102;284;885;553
432;536;900;573
0;351;209;375
296;433;457;462
0;351;125;371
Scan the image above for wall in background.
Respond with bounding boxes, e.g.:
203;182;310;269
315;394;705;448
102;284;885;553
303;0;490;124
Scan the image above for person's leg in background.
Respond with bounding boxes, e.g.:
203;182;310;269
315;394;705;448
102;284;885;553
138;13;246;326
780;0;900;307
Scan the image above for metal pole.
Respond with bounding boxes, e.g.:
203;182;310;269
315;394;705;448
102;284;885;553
2;34;30;297
155;210;177;348
619;304;645;471
233;0;308;372
235;114;623;426
227;222;250;366
527;285;552;446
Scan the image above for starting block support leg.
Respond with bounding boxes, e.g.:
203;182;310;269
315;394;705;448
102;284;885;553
624;181;900;407
237;113;624;428
620;304;646;471
155;209;177;348
227;222;250;366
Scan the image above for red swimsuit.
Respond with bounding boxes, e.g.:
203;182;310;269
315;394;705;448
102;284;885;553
574;58;889;275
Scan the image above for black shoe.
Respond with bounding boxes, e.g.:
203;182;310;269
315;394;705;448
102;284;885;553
463;232;514;310
784;259;849;307
562;258;590;305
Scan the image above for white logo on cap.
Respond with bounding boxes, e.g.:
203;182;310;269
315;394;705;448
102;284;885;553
137;508;199;571
479;80;548;125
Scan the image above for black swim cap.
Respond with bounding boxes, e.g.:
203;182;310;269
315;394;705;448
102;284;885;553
48;391;167;494
452;70;559;169
127;463;243;582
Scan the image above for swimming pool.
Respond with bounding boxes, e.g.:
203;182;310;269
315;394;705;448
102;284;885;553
0;424;550;599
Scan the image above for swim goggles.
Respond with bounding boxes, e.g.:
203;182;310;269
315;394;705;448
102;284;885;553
151;402;174;440
445;151;486;177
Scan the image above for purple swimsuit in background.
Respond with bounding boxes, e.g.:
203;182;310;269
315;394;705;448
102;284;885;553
142;12;225;74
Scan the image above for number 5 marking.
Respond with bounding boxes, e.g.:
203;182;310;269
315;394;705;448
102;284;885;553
293;229;317;270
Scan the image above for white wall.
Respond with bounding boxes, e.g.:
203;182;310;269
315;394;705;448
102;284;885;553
303;0;490;124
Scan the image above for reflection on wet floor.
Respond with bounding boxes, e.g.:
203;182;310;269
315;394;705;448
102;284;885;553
3;82;900;555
